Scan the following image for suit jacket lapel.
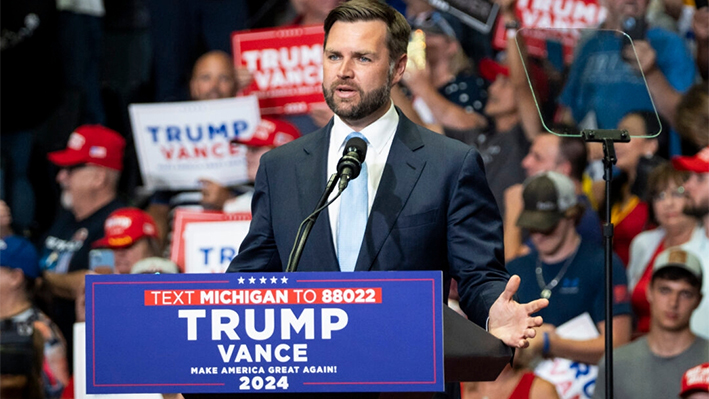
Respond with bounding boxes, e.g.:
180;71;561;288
355;113;426;271
295;121;340;271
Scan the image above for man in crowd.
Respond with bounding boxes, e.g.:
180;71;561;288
228;0;546;353
92;207;163;274
39;124;126;367
558;0;695;154
225;117;301;213
594;247;708;399
508;172;631;367
189;50;238;101
440;0;545;215
504;133;602;260
148;50;242;248
75;207;178;323
672;147;709;339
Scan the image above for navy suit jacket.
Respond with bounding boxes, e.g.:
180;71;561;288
227;110;509;328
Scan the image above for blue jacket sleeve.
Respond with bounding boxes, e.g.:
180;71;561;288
448;148;509;327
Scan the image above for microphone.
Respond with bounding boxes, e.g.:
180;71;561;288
337;136;368;191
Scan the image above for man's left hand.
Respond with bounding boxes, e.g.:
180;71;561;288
488;275;549;348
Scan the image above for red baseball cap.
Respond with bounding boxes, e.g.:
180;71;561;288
672;147;709;173
231;117;300;148
93;208;158;249
680;363;709;397
48;125;125;171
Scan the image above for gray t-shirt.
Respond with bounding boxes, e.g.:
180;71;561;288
593;336;709;399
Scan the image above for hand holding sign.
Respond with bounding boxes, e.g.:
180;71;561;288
489;275;549;348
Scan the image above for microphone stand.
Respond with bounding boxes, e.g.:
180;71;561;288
581;128;630;399
286;173;342;272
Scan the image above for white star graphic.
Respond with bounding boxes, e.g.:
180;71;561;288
260;276;267;284
280;276;288;284
238;277;245;284
249;277;256;284
270;276;278;284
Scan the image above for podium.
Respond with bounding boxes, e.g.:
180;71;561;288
183;306;512;399
86;272;511;398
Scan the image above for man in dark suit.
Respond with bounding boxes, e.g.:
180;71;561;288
227;0;545;348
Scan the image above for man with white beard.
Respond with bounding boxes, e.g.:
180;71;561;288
39;124;125;368
672;147;709;339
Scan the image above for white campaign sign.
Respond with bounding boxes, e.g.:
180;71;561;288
129;96;260;190
183;220;252;273
535;313;599;399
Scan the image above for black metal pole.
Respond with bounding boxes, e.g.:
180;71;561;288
581;129;629;399
286;173;341;272
602;138;616;399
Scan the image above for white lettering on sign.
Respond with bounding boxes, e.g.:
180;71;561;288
178;308;348;342
517;0;606;28
242;45;322;70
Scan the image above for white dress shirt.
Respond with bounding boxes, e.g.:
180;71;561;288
327;102;399;255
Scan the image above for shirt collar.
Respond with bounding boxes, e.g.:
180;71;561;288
332;102;399;154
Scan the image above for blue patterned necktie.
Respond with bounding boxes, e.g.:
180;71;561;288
337;132;369;272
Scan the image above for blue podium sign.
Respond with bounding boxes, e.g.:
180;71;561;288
85;271;444;394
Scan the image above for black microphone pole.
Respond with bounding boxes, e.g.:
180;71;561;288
285;136;368;272
286;172;341;273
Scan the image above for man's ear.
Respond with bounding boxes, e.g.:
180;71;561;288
557;160;572;177
391;53;408;86
693;292;703;311
6;268;25;289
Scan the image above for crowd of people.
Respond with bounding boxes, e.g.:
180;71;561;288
1;0;708;398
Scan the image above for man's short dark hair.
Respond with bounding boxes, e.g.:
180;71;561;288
558;136;587;182
652;266;702;291
323;0;411;65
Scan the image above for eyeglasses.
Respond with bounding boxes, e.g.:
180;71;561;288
652;186;686;202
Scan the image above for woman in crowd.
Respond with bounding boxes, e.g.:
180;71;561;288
626;162;702;336
596;111;664;265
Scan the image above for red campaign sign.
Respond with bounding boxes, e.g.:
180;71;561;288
171;209;252;272
232;25;326;115
492;0;606;64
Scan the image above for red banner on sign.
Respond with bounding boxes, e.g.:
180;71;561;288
492;0;607;64
232;25;326;115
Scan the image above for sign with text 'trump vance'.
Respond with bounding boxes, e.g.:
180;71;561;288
129;96;260;190
232;25;326;115
85;271;444;394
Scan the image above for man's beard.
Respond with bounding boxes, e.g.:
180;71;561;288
196;89;222;101
684;202;709;219
323;76;392;122
60;191;73;210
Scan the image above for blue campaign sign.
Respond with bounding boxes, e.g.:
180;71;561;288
85;271;444;394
